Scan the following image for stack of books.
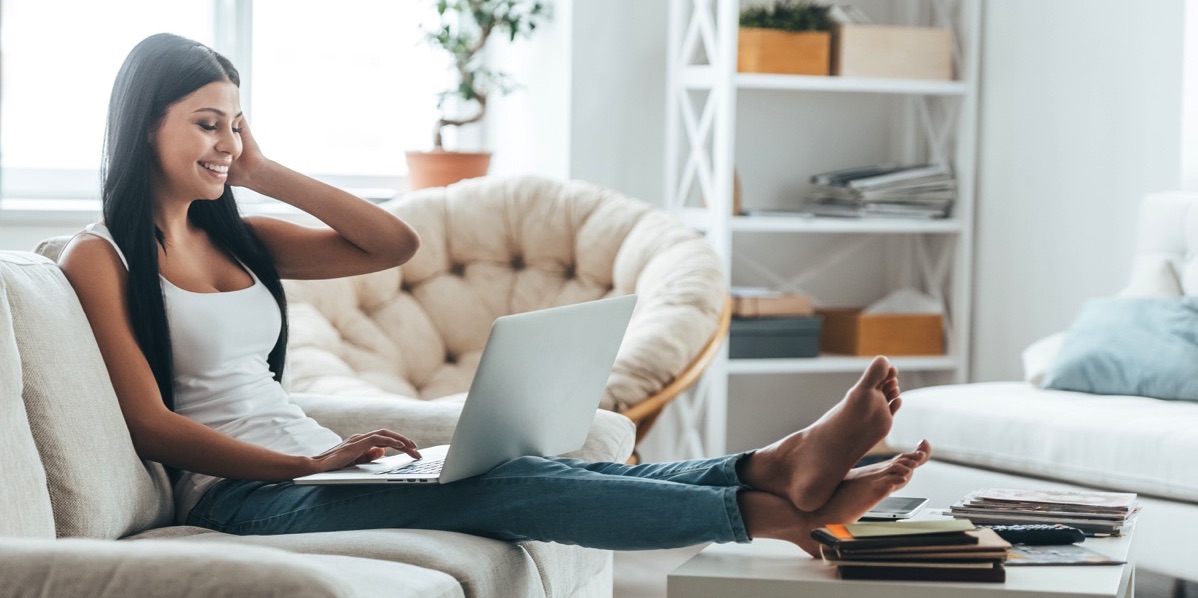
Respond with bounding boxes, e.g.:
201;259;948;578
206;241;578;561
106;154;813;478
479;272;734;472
802;163;957;219
730;286;814;318
729;286;821;359
813;520;1011;582
949;488;1140;536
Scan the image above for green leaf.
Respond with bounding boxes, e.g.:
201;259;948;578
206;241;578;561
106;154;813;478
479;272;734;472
426;0;551;136
738;0;831;32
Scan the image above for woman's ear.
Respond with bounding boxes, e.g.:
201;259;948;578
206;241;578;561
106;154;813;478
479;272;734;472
146;116;164;147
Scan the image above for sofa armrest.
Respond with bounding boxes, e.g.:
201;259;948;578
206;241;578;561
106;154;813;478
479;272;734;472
565;409;636;462
0;538;344;598
292;392;463;448
292;393;636;463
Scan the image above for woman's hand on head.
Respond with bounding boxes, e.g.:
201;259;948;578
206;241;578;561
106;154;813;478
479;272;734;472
227;117;271;189
302;429;423;475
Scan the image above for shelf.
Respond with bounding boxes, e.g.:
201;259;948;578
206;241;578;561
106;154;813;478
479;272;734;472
683;67;969;96
679;208;964;234
664;0;981;457
727;354;959;375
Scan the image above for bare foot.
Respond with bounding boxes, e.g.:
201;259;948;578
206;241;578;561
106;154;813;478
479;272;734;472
844;439;932;482
802;453;924;556
738;451;927;558
740;356;901;512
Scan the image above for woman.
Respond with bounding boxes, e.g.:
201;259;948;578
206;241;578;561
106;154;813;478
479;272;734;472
60;33;929;554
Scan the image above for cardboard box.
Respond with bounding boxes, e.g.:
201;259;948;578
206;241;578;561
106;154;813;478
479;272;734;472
732;293;814;318
738;28;831;76
730;316;822;359
832;25;953;80
817;308;944;356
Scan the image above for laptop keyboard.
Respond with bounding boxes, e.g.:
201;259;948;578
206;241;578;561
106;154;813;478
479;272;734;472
378;458;445;476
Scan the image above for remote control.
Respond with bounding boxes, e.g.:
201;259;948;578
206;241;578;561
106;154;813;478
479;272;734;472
985;524;1087;545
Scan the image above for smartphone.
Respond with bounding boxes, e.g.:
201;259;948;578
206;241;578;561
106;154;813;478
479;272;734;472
861;496;929;520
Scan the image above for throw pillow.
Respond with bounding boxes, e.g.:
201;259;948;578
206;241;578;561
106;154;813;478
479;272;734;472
1042;297;1198;401
2;252;174;538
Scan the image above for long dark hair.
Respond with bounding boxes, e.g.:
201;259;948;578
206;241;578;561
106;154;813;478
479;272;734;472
102;33;289;411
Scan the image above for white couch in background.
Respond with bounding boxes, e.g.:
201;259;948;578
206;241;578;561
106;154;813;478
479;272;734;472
889;192;1198;582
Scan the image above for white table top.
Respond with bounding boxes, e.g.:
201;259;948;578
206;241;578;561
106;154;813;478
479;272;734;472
668;511;1135;598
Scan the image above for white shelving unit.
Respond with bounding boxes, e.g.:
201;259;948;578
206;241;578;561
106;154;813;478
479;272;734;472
662;0;982;458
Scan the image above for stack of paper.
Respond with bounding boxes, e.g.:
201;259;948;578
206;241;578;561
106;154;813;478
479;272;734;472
813;520;1011;582
802;163;957;219
949;488;1140;536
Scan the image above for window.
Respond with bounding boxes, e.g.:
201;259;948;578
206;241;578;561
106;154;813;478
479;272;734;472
0;0;447;209
0;0;213;203
250;1;450;181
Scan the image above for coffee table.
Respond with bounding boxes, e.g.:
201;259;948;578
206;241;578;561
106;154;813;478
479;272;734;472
668;511;1136;598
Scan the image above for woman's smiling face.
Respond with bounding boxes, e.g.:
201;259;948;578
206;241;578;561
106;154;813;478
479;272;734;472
150;80;243;203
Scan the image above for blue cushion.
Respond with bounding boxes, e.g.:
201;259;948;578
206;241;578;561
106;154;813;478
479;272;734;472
1042;297;1198;401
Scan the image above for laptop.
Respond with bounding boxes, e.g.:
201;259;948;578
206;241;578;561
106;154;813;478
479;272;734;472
293;294;637;485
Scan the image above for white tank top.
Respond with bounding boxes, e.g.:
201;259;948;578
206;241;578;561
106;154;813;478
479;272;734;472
79;223;342;523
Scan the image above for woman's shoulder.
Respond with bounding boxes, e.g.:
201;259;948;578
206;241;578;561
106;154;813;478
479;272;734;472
61;222;127;269
58;227;138;339
59;224;128;283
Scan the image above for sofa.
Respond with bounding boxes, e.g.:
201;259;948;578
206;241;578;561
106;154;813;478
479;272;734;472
888;191;1198;583
0;248;635;597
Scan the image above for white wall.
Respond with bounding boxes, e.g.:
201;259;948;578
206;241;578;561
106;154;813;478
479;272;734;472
565;1;668;203
485;0;574;181
1184;0;1198;192
486;0;668;204
971;0;1188;380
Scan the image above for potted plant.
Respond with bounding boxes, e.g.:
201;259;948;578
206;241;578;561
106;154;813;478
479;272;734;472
405;0;548;190
738;1;832;76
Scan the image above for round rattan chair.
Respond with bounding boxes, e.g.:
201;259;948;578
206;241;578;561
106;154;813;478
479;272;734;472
282;175;729;457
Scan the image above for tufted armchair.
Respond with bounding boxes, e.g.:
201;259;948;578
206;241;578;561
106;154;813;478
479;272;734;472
283;175;730;452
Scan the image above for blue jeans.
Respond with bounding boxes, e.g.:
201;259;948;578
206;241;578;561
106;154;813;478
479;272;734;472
185;454;753;550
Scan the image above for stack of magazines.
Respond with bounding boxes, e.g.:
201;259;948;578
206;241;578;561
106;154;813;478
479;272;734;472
813;520;1011;583
802;163;957;219
949;488;1140;536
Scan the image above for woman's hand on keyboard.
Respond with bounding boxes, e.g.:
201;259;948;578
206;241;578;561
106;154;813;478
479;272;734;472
303;429;422;474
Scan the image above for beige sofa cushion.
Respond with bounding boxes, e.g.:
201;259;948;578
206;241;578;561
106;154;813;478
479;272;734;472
284;176;726;411
521;541;610;598
0;252;173;538
129;525;609;598
130;526;543;598
0;264;56;538
1;536;463;598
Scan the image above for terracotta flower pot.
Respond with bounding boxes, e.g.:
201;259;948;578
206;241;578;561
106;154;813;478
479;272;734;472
405;150;492;190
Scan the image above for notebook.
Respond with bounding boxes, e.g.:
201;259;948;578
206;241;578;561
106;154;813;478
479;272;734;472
294;295;637;485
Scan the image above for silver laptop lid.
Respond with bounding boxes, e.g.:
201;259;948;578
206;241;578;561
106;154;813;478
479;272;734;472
439;294;637;482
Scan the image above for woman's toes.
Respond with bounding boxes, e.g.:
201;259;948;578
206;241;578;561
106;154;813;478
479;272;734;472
861;356;893;388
